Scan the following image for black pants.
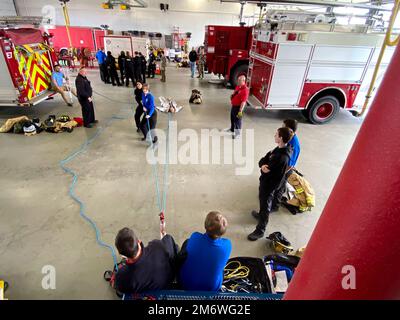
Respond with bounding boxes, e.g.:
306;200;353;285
100;63;109;83
125;72;135;87
272;170;293;208
134;103;144;129
120;68;125;82
135;69;142;84
141;70;146;83
256;184;277;233
79;99;96;127
109;68;121;86
148;64;155;78
140;111;157;140
230;105;242;134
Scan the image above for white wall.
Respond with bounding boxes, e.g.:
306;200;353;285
0;0;18;16
13;0;259;47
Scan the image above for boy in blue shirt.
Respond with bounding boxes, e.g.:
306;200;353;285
179;211;232;291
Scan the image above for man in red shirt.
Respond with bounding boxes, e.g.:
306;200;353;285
229;75;249;139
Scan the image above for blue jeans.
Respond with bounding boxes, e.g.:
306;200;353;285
190;61;196;77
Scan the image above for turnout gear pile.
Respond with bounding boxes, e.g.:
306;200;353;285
0;114;79;136
283;170;315;214
189;89;202;104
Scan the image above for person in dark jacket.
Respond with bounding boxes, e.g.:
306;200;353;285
139;52;147;83
189;47;198;78
118;51;126;83
106;51;121;86
125;51;136;87
134;81;144;132
75;67;97;128
148;52;156;78
133;51;142;83
248;127;293;241
114;227;178;294
140;83;158;143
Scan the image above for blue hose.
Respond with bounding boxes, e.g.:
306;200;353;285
60;114;126;270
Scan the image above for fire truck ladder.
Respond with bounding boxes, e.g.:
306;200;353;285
246;27;258;89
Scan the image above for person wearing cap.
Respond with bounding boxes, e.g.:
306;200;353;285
114;227;178;294
75;67;98;128
178;211;232;291
51;64;77;106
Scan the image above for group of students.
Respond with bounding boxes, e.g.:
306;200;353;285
113;120;301;294
114;211;231;294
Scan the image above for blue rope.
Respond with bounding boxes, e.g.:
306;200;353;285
146;112;171;216
60;114;126;270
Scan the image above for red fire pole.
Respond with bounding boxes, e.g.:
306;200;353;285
284;43;400;300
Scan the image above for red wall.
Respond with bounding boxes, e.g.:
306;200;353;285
47;26;105;52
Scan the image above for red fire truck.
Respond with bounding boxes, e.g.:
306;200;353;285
0;26;58;106
204;25;252;87
247;21;394;124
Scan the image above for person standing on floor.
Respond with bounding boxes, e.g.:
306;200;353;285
106;51;121;86
125;51;136;87
75;67;97;128
189;47;198;78
271;119;301;210
197;48;206;79
118;51;126;83
134;81;144;132
160;51;167;83
248;127;293;241
95;48;107;83
139;52;147;83
140;83;158;144
228;75;249;139
148;52;156;78
133;51;142;83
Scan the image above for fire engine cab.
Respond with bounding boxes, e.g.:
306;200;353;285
0;18;58;107
247;21;395;124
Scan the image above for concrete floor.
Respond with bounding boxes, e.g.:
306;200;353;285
0;65;363;299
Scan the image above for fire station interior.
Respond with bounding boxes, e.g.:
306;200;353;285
0;0;399;301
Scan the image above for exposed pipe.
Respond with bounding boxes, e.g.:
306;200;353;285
219;0;393;12
13;0;20;16
239;1;246;24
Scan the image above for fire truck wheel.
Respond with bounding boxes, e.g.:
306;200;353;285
230;64;248;88
307;96;340;124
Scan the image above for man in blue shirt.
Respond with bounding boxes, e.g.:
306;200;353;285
179;211;232;291
51;64;77;106
272;119;301;210
95;48;108;83
139;83;158;144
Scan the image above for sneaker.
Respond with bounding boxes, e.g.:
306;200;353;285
84;124;93;128
67;103;73;107
136;128;140;133
247;229;264;241
152;136;158;144
92;120;99;124
223;128;234;133
251;210;260;220
141;137;146;141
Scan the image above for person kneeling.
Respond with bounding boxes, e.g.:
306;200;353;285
114;227;178;294
178;211;232;291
